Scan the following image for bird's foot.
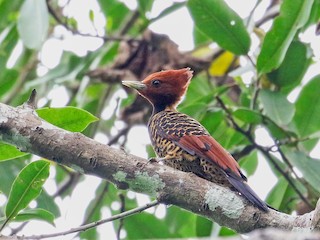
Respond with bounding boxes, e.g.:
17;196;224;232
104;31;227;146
148;157;165;164
137;157;164;170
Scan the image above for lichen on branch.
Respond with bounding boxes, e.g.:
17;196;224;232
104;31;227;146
0;101;319;233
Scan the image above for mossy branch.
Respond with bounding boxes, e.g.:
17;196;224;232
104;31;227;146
0;100;319;234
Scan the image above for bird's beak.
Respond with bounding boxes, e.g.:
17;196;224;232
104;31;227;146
122;80;146;90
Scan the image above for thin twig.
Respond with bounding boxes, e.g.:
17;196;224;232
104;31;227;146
4;52;38;105
46;0;138;43
81;183;109;225
52;171;81;198
74;182;110;238
21;200;160;240
87;85;114;138
256;146;312;209
10;222;28;236
116;194;125;240
26;89;37;108
108;126;131;146
250;76;261;111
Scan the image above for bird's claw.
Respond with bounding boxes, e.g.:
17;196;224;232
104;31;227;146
148;157;163;164
137;157;164;170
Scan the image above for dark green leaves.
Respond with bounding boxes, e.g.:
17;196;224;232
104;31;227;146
4;208;55;225
266;176;289;209
292;75;320;137
257;0;313;74
188;0;250;55
0;142;28;161
233;108;263;124
260;89;295;126
267;41;312;91
285;150;320;192
37;107;98;132
1;160;50;229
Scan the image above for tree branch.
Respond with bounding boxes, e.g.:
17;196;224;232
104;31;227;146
0;101;318;233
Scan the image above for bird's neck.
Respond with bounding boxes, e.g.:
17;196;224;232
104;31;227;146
152;104;176;115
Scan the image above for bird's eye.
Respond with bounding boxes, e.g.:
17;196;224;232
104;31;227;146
151;79;161;87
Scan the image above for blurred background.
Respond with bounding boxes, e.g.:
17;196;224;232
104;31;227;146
1;0;320;239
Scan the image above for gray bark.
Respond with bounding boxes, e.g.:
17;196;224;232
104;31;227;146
0;101;320;233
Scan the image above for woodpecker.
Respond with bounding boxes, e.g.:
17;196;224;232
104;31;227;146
122;68;268;211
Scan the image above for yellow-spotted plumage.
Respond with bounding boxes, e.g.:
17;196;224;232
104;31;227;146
122;68;268;211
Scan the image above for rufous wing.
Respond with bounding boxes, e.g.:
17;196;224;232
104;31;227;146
177;134;244;179
175;134;269;211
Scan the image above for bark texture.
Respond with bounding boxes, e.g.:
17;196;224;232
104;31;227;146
0;101;320;233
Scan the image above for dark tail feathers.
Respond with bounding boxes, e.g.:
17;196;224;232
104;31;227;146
227;173;269;212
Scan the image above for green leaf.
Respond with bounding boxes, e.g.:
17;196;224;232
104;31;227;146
188;0;250;55
285;150;320;192
98;0;129;33
4;160;50;226
0;25;19;73
292;75;320;137
0;69;19;98
195;216;212;237
233;108;263;124
80;183;109;240
17;0;49;49
193;26;211;46
266;176;288;209
89;9;94;22
36;190;60;218
125;212;174;239
257;0;314;74
218;227;236;236
179;102;208;120
303;0;320;30
267;41;312;91
150;2;186;23
260;89;295;125
264;118;294;140
0;142;28;161
183;74;213;104
165;206;197;237
239;150;258;177
0;0;24;30
137;0;153;14
36;107;99;132
0;159;28;195
11;208;55;225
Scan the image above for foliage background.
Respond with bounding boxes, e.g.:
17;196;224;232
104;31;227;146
0;0;320;239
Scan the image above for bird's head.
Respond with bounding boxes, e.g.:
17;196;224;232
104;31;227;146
122;68;193;112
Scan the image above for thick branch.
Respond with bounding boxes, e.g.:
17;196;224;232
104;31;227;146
0;102;318;233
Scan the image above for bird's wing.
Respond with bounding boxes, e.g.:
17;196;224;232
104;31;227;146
176;134;270;211
155;113;268;211
177;134;245;180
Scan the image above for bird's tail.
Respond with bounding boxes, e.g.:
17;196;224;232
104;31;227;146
227;173;269;212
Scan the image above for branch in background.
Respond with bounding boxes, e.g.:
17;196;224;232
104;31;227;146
52;170;81;198
45;0;138;43
4;53;38;105
82;182;109;225
73;182;110;239
22;200;159;239
116;194;126;240
0;96;319;235
10;222;28;236
107;126;131;146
